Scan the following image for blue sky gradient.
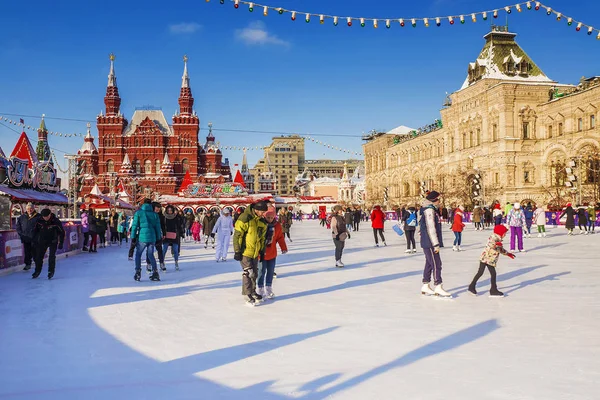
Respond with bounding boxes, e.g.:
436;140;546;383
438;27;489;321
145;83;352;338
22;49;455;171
1;0;599;171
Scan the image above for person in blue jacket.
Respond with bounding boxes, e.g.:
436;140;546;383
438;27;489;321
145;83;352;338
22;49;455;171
130;198;163;282
523;202;534;238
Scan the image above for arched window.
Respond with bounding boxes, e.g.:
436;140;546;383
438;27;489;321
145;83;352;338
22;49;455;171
134;160;141;174
155;160;161;173
144;160;152;174
107;159;114;173
469;131;474;148
182;158;189;173
135;138;139;147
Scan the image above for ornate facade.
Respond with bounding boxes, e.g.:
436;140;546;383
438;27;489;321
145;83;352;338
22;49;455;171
364;26;600;209
76;55;231;200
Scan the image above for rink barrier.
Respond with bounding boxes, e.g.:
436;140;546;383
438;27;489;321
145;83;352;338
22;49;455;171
0;222;84;274
383;211;599;226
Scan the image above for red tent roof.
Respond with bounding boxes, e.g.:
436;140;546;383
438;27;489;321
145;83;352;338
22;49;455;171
9;131;38;168
233;170;246;188
180;170;194;191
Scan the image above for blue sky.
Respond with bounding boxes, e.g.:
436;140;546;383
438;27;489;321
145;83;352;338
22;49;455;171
1;0;599;173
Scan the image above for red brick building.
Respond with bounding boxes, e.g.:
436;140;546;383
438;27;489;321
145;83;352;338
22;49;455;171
77;55;231;201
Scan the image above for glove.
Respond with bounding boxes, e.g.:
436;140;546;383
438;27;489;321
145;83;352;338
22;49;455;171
234;252;242;261
495;242;503;247
335;234;340;241
58;242;64;250
230;231;233;235
281;250;288;254
433;246;440;254
507;253;516;259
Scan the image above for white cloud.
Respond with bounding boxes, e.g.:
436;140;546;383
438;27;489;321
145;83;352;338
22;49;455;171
235;21;289;46
169;23;202;34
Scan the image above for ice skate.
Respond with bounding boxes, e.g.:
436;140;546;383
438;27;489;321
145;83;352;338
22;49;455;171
23;264;31;271
221;257;227;262
252;292;264;303
256;287;265;298
174;261;179;271
519;249;526;253
405;249;412;253
134;270;141;281
335;260;345;268
215;258;220;263
383;241;387;246
160;262;166;272
128;256;133;261
489;289;504;297
266;286;275;299
82;246;88;252
434;284;452;297
457;245;462;251
421;283;435;296
467;285;477;296
146;263;151;273
537;233;542;238
32;271;40;279
542;232;547;237
452;245;457;252
375;243;379;248
245;295;256;307
412;249;417;253
47;272;54;280
149;271;160;281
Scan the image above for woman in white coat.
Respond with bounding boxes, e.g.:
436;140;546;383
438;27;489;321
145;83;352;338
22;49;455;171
212;208;234;262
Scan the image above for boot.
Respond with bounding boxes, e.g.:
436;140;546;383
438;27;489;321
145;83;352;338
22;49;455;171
160;262;166;272
256;287;265;298
245;295;256;307
490;288;504;297
149;271;160;281
32;271;41;279
252;292;263;302
335;260;345;268
421;283;435;295
537;233;542;238
146;262;151;272
457;245;461;252
82;246;88;252
405;249;412;253
452;245;457;252
434;284;451;297
543;232;546;237
23;264;31;271
175;260;179;271
266;286;275;299
134;270;141;281
47;271;54;280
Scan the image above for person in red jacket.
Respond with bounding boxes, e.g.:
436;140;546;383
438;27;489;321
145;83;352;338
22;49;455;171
451;205;465;251
257;206;288;299
370;205;386;247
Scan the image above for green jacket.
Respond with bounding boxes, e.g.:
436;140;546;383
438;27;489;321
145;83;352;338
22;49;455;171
504;204;512;216
130;203;163;243
588;207;597;222
233;207;267;259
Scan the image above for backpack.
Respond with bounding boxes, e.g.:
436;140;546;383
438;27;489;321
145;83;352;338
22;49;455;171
406;211;417;227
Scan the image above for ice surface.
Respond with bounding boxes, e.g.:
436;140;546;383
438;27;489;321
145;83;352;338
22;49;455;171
0;222;598;399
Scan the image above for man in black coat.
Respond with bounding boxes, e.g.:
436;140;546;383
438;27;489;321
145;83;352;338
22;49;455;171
16;202;41;270
32;208;65;279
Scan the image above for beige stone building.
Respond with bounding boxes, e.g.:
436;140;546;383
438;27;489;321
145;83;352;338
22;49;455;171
364;26;600;209
250;135;364;196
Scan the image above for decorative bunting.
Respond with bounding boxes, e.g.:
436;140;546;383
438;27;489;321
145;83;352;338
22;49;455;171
210;0;599;38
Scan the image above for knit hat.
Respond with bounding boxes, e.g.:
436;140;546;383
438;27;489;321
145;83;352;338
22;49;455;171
222;208;230;214
26;202;34;209
253;201;269;211
514;202;521;209
265;206;276;219
426;191;441;202
566;203;572;207
40;208;52;217
332;205;343;212
494;225;508;236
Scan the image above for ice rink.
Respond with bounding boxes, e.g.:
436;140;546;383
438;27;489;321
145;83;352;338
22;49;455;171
0;220;598;399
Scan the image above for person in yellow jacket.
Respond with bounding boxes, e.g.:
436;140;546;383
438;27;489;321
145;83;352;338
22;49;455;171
233;201;269;306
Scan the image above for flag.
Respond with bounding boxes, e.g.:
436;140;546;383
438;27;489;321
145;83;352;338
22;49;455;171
117;181;126;193
19;118;24;125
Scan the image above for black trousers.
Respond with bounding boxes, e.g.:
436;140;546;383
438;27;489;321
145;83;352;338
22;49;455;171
470;262;498;291
34;242;58;275
128;238;137;258
23;241;35;266
333;238;345;261
353;221;360;231
373;228;385;244
83;232;89;248
240;256;259;296
405;230;416;250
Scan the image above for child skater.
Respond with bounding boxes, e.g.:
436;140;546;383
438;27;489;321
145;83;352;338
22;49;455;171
191;220;202;243
468;224;516;297
533;205;546;237
257;206;288;299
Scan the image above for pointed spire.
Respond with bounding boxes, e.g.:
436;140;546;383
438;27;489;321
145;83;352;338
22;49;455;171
241;148;249;173
79;123;98;154
38;114;47;133
90;184;103;196
119;153;134;174
182;55;190;88
108;53;117;87
159;152;174;175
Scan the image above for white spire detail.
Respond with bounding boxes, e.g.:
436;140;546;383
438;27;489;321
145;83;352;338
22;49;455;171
119;153;134;174
108;53;117;87
162;152;171;165
182;55;190;88
79;122;98;154
160;152;174;175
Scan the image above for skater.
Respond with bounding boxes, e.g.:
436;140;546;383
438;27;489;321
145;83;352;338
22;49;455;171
533;205;547;237
233;200;269;307
80;208;90;252
441;206;448;224
419;191;450;297
344;207;353;237
16;203;41;271
203;210;217;249
524;203;534;238
191;219;202;243
110;210;119;244
257;206;288;298
507;202;527;252
161;205;184;271
370;205;386;247
149;202;166;272
31;209;65;280
468;224;515;297
213;208;234;262
319;209;327;227
402;204;418;253
96;213;107;248
279;207;293;242
484;206;493;229
577;206;588;234
504;202;513;223
331;205;348;267
493;203;503;226
472;206;483;231
451;205;465;251
88;209;99;253
131;198;163;282
559;203;576;235
587;204;597;233
185;210;195;241
117;213;128;245
353;207;361;232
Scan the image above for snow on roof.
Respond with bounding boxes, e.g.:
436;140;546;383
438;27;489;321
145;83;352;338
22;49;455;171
123;109;173;136
387;125;416;136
